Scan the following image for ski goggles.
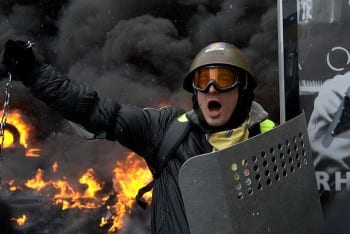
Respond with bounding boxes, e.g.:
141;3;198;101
192;66;239;92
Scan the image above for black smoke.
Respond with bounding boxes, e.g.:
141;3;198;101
0;0;278;233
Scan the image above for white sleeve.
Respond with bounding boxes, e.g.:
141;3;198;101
307;71;350;169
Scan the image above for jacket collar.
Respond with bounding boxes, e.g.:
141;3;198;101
186;101;268;132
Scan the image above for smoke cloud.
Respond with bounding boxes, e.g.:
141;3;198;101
0;0;278;233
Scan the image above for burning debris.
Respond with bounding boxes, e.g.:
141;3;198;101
12;214;27;226
2;110;39;156
106;152;152;232
0;109;153;233
2;146;152;233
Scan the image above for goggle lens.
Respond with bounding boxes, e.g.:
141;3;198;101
193;67;239;92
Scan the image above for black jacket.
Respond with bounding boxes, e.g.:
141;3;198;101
29;65;270;233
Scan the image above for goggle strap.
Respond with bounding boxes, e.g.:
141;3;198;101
241;73;247;90
192;79;239;93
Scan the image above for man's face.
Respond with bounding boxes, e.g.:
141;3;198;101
197;85;239;127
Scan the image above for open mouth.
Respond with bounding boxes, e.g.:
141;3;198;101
208;100;222;112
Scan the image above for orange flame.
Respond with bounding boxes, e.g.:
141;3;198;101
12;214;27;226
1;109;41;157
25;169;49;191
15;153;153;231
158;102;171;108
8;179;21;192
52;161;58;172
52;168;107;210
23;167;108;210
103;152;152;232
25;148;41;157
3;110;31;148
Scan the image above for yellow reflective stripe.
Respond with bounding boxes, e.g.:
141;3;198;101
259;119;275;133
177;113;188;122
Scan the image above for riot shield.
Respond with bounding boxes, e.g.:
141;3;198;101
178;114;323;234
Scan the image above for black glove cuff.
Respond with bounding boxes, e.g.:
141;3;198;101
20;60;42;87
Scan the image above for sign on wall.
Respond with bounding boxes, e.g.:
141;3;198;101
281;0;350;212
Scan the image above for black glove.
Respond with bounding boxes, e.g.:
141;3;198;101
1;40;41;86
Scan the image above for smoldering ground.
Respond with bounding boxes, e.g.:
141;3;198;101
0;1;278;233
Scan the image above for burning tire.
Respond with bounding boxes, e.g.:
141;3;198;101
4;123;20;146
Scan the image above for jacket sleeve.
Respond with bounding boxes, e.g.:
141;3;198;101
28;64;183;167
29;64;119;140
113;105;184;167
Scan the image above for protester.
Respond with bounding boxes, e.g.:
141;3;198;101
1;40;274;233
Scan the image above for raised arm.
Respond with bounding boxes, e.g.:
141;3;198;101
1;40;184;166
1;40;120;139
